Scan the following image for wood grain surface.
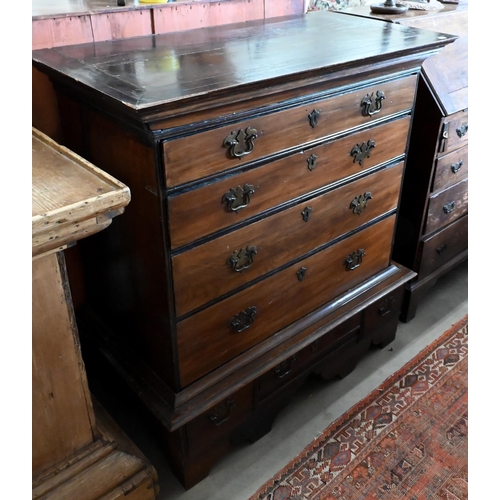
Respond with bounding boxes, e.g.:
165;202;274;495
32;128;131;256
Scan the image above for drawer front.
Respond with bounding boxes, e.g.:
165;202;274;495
186;383;253;453
439;110;468;154
363;284;404;334
163;75;417;187
168;117;411;249
425;178;468;235
419;214;468;279
255;314;361;402
172;163;404;316
432;145;468;193
177;215;395;387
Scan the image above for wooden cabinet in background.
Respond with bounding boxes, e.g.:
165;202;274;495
32;128;159;500
337;0;468;324
32;12;455;489
393;36;468;322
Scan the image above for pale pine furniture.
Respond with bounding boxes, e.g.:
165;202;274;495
32;128;159;499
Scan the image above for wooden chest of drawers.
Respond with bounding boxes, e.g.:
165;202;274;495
393;36;468;322
32;12;454;489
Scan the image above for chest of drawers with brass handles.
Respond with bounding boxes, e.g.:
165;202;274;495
32;12;455;489
393;36;468;322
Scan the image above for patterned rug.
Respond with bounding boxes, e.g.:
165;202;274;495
249;315;468;500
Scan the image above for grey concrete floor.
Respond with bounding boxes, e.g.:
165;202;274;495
112;260;468;500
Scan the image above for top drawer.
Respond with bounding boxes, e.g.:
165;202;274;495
439;109;468;154
163;75;417;187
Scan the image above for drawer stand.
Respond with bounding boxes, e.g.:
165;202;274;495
80;262;414;489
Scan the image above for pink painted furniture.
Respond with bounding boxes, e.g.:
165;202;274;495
32;0;306;50
33;0;306;141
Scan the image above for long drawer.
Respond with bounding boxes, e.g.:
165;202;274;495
163;75;417;187
432;145;468;193
172;163;404;316
168;117;411;248
424;178;468;236
419;214;468;279
176;215;396;387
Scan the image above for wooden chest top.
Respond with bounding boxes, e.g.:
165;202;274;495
32;11;455;114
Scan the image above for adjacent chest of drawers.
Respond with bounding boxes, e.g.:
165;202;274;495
32;12;454;489
393;36;468;322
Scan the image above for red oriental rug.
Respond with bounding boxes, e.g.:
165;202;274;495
249;315;468;500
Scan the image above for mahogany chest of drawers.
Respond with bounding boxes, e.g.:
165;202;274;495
393;36;468;322
32;12;454;488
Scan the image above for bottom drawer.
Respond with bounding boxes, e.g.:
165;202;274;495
255;313;362;401
418;214;468;279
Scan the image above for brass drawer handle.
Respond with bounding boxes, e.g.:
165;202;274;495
344;249;365;271
301;206;313;222
361;90;385;117
436;244;447;255
350;191;372;215
230;306;257;333
350;140;376;166
308;109;321;128
223;126;258;158
274;356;297;379
307;153;318;171
456;124;468;138
451;161;463;174
222;184;255;212
443;201;455;214
227;245;257;272
209;399;236;426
